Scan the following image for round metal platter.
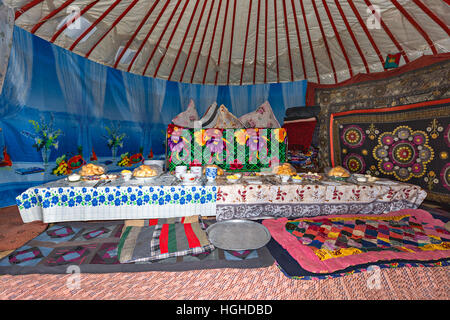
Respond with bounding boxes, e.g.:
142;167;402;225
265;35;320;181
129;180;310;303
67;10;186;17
206;219;272;251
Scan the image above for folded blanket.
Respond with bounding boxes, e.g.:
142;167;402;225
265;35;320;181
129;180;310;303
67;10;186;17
118;216;214;263
124;215;201;227
284;105;320;121
282;118;317;152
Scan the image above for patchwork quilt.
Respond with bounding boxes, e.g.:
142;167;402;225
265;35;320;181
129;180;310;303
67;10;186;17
330;99;450;203
263;209;450;274
285;214;449;261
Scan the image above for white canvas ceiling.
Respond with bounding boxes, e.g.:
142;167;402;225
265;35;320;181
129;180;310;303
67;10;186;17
4;0;450;85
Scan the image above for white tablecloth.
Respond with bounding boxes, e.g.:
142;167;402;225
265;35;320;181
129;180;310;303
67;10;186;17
16;173;217;223
16;173;427;223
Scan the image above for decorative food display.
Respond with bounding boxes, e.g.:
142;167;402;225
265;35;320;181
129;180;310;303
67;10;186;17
327;166;350;178
117;152;144;167
80;163;106;176
133;165;158;178
292;175;304;183
274;163;296;176
52;158;72;176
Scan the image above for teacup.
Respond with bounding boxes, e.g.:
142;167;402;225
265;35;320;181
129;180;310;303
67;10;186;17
205;166;218;182
175;165;187;179
180;172;197;184
191;166;202;178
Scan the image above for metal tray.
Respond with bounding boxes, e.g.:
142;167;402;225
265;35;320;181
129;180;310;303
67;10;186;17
206;219;271;251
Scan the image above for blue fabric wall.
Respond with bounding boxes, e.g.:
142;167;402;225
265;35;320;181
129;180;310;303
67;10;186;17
0;27;307;208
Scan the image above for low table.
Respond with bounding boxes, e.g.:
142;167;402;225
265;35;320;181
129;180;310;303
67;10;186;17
16;173;217;223
214;175;427;220
16;173;427;223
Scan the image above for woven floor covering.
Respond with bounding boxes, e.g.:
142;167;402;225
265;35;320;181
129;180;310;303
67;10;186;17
0;262;448;299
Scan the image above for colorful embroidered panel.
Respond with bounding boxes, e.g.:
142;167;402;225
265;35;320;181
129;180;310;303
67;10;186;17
285;215;450;261
166;124;287;172
330;99;450;203
311;58;450;170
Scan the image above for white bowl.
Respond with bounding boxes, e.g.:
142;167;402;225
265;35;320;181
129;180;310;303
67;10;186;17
180;173;197;184
143;160;165;169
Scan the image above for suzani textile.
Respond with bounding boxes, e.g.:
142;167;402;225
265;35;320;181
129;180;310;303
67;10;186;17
166;125;287;172
310;57;450;170
330;99;450;203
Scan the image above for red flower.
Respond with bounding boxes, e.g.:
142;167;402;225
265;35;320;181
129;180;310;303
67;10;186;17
230;159;243;170
189;159;202;167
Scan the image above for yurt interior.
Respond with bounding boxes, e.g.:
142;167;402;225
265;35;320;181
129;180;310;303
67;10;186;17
0;0;449;302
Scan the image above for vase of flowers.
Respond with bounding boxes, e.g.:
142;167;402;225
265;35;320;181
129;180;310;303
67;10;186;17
103;122;126;162
21;114;62;168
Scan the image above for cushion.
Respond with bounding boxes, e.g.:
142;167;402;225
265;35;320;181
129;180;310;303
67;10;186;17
198;102;219;128
171;99;199;128
284;105;321;121
239;101;281;128
215;105;246;128
199;103;245;129
118;216;214;263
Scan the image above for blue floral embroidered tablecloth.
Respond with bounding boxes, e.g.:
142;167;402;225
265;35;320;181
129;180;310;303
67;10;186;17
16;174;217;223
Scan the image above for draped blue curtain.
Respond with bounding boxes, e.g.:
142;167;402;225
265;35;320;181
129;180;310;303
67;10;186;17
0;1;14;96
0;26;307;208
0;25;33;120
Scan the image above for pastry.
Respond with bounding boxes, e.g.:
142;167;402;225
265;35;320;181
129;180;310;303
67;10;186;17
327;166;350;178
133;165;157;178
274;163;296;176
80;163;105;176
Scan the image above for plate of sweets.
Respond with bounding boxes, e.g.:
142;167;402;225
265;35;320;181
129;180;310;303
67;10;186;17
226;174;242;183
291;175;304;183
299;172;322;181
81;174;118;182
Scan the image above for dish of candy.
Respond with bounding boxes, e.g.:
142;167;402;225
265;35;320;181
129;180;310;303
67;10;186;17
298;172;322;181
81;174;118;182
